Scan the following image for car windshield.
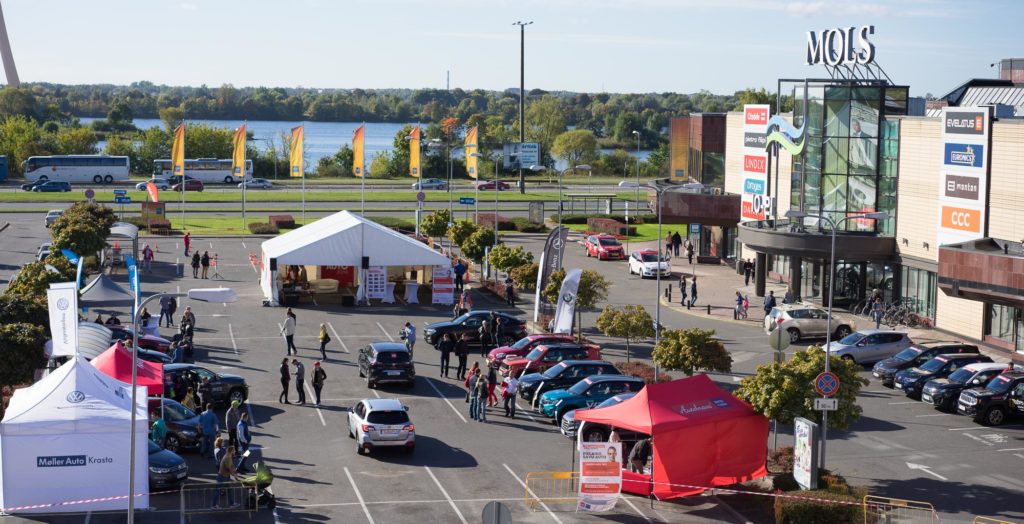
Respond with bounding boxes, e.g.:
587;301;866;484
640;253;663;262
838;333;865;345
599;238;620;247
919;357;948;372
374;351;410;364
568;379;594;395
525;348;544;361
366;410;410;425
893;347;922;361
161;402;196;422
985;375;1013;394
542;362;569;378
451;313;471;324
511;337;534;350
597;393;635;408
946;368;974;384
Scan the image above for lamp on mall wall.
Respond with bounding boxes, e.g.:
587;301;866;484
783;209;889;472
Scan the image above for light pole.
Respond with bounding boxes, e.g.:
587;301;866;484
128;287;237;524
513;20;533;194
647;182;692;378
783;209;889;471
558;165;591;268
631;130;641;206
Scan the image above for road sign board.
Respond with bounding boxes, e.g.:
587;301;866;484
814;371;840;397
84;189;95;199
814;397;838;411
416;191;426;202
459;197;476;205
768;329;791;352
502;142;540;170
690;223;700;234
114;196;131;204
113;189;127;196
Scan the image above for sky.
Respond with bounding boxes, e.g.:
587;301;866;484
2;0;1021;97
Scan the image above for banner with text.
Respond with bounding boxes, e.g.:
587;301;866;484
740;105;771;221
432;266;455;305
577;441;622;512
937;107;991;246
365;266;386;299
47;282;79;357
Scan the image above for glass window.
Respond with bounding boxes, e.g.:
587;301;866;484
852;87;881;101
825;86;850;101
826;101;851;136
847;175;877;217
824;138;849;174
822;175;846;213
849;138;878;175
901;267;936;319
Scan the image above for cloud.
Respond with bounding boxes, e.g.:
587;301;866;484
179;2;198;10
783;0;953;17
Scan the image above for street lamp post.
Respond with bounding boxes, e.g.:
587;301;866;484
783;209;889;471
648;182;688;378
513;20;533;195
632;130;641;205
128;287;238;524
558;165;591;269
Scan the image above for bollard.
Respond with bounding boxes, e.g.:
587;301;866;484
707;304;712;315
666;285;672;303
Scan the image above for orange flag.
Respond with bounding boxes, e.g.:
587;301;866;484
146;181;159;203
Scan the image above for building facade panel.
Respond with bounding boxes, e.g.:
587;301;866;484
988;121;1024;242
894;117;942;264
935;290;985;340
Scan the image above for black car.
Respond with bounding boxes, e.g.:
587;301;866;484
958;370;1024;426
921;362;1008;411
872;342;979;387
148;440;188;490
518;360;620;405
148;397;201;453
358;342;416;388
560;392;638;442
163;363;249;405
21;180;46;191
893;353;992;398
423;310;526;347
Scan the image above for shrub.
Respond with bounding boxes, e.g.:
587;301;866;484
551;213;652;225
248;222;279;234
613;361;672;384
768;446;795;474
587;217;635;236
509;263;538;290
477;213;516;231
773;488;863;523
369;216;416;232
511;217;547;233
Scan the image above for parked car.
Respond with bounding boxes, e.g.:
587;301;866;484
148;397;201;453
358;342;416;388
37;242;51;259
21;180;46;191
135;346;174;365
823;329;913;365
538;375;645;424
518;359;620;405
423;310;526;347
136;178;171;191
561;392;639;441
957;369;1024;426
764;304;855;342
108;325;172;353
32;181;72;192
476;180;510;191
921;362;1008;411
347;398;415;455
873;342;980;388
44;210;63;227
148;440;188;490
584;235;625;260
628;249;670;278
238;178;272;189
412;178;448;190
172;179;204;192
893;353;992;397
500;343;602;378
486;334;577;368
162;363;249;405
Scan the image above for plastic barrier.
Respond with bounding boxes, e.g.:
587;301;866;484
524;471;579;511
180;480;256;520
973;517;1017;524
864;495;938;524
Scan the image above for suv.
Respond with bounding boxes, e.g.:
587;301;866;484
957;369;1024;426
424;310;527;347
358;342;416;389
764;304;855;342
922;362;1008;411
584;235;624;260
486;334;576;368
562;392;640;442
538;375;645;424
824;329;913;365
500;343;601;378
148;397;200;453
518;360;620;405
347;398;415;455
893;353;993;397
162;363;249;406
873;342;980;388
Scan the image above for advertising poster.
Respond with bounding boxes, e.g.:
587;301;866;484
577;442;622;512
793;417;818;490
740;104;772;221
365;266;386;299
937;107;991;246
669;117;690;179
432;266;455;305
46;282;78;357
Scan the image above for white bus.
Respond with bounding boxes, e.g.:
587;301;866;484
23;155;131;184
154;158;253;184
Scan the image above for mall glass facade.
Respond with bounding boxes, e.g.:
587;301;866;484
986;305;1024;354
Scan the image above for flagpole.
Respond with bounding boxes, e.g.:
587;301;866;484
242;122;247;232
301;123;306;224
180;121;185;234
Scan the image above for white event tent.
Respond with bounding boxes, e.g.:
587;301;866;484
0;355;148;514
260;210;450;305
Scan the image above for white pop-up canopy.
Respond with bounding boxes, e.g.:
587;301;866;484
0;355;149;514
260;210;450;304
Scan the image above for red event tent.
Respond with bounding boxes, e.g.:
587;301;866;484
90;341;164;396
574;374;768;500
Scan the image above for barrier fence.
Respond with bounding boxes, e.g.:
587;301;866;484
524;471;579;510
180;481;256;520
863;495;939;524
974;518;1018;524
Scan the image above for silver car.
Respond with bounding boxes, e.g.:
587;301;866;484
136;178;171;191
238;178;272;189
347;398;415;455
824;329;913;365
44;210;63;227
764;304;855;343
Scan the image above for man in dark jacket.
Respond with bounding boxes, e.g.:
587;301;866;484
763;290;777;318
455;334;470;380
438;333;455;378
671;231;682;256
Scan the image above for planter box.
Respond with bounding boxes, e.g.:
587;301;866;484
269;215;296;229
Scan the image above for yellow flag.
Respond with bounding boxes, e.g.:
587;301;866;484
232;124;246;181
464;125;478;180
171;123;185;178
289;125;304;178
353;124;365;178
409;126;421;178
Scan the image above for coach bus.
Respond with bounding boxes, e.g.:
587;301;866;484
154;159;253;184
22;155;131;184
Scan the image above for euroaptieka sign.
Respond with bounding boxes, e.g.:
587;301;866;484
806;25;876;66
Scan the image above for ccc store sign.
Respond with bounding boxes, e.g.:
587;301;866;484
941;206;981;233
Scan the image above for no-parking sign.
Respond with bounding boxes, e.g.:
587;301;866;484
814;371;839;397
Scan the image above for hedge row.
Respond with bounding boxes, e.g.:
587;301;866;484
551;213;655;225
248;222;279;234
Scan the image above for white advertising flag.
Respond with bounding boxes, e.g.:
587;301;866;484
432;266;455;305
552;268;582;334
577;441;622;512
46;282;78;356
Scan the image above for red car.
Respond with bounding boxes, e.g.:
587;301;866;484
500;343;602;377
107;325;173;353
172;179;205;192
584;234;624;260
486;333;577;368
477;181;510;191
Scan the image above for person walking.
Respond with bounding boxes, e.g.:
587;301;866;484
167;296;177;327
743;259;753;286
191;252;201;278
763;290;777;318
686;241;695;265
212;445;240;509
278;357;291;404
475;372;489;423
183;231;191;257
735;291;745;320
872;297;884;329
455;334;469;380
478;321;492;358
402;321;416;356
312;361;327;406
236;412;252;472
142;244;154;273
664;233;673;259
438;333;454;378
201;251;211;279
318;323;330;360
502;373;519;418
225;400;241;450
198;403;219;459
280;310;297;355
467;368;481;420
742;294;750;319
453;259;467;292
159;295;173;327
504;276;515;307
150;413;168;448
678;276;687;307
486;364;498;407
293;359;307;405
671;231;682;257
689;277;698;308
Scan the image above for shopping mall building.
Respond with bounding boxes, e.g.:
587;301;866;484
668;32;1024;361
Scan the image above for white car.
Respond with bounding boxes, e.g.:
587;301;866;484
347;398;415;455
136;178;171;191
239;178;273;189
628;249;670;278
44;210;63;228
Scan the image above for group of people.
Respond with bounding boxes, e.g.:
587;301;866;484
436;332;471;379
190;251;213;279
677;275;699;309
664;231;695;264
279;357;328;406
464;362;519;421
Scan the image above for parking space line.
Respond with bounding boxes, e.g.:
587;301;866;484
228;324;238;355
963;433;994;446
502;463;561;524
515;403;540;423
887;401;918;405
376;322;395;341
304;383;327;426
370;388;381;398
997;447;1024;452
620;495;651;522
327;322;349;353
950;425;1024;431
424;466;468;524
241;241;247;249
343;467;375;524
424;377;468;423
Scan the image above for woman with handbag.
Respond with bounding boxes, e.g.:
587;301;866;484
318;323;330;360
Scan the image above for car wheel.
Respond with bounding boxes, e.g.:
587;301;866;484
834;325;852;339
366;374;374;389
93;175;103;184
228;388;247;405
841;354;856;364
787;329;801;343
104;175;114;183
582;427;607;442
983;406;1006;426
164;434;181;453
225;176;233;184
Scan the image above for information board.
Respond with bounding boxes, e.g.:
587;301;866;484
577;442;622;512
365;266;386;300
432;266;455;305
502;143;540;170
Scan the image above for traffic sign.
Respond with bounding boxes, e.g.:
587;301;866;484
84;189;95;199
768;329;790;352
115;196;131;204
113;189;127;196
814;371;840;397
690;223;700;234
459;197;476;205
814;398;838;411
416;191;426;202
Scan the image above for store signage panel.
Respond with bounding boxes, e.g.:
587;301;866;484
943;174;980;200
943;143;984;168
744;133;767;148
740;104;771;223
937;106;990;246
944;112;986;135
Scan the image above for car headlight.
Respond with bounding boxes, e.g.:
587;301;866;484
149;466;172;474
425;328;435;335
180;429;197;437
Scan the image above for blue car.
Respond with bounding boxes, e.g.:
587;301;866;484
32;181;72;192
538;375;645;424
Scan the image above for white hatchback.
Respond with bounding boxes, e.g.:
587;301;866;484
347;398;415;455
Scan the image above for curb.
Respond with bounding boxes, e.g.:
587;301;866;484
659;296;763;328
